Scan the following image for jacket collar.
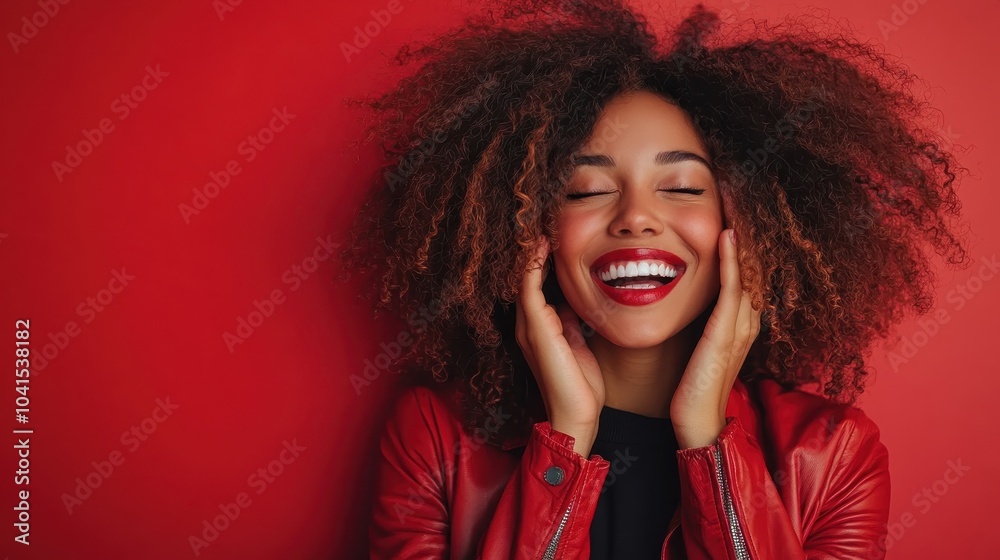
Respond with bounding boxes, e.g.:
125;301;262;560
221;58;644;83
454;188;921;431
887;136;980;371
496;377;755;451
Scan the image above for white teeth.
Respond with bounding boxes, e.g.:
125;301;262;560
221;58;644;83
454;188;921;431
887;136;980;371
597;260;679;282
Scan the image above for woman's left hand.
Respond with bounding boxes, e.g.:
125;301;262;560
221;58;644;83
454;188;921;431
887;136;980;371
670;228;762;449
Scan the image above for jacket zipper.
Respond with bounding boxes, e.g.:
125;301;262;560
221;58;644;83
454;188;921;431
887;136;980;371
540;452;746;560
541;501;572;559
714;446;750;559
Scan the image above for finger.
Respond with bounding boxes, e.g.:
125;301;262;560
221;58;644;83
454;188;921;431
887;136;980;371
709;229;742;341
516;240;540;344
720;190;733;231
732;231;762;349
730;239;763;359
519;236;550;313
732;290;761;359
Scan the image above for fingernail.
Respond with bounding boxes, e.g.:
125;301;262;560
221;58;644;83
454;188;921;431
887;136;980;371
729;229;736;243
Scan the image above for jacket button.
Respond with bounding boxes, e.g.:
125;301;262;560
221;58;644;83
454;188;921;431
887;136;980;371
543;466;565;485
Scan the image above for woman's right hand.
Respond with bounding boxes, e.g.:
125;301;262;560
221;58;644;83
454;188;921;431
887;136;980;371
515;235;605;458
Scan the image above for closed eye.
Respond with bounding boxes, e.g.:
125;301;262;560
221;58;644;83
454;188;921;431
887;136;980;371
565;191;613;200
565;186;707;200
660;187;706;195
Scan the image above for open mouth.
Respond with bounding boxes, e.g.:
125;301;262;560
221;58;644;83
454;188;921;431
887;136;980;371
603;276;677;289
596;261;680;290
589;248;687;305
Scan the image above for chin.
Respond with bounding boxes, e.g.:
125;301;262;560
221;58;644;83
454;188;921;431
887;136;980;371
589;320;688;349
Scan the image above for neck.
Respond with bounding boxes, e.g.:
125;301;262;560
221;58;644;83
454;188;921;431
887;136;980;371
586;313;707;419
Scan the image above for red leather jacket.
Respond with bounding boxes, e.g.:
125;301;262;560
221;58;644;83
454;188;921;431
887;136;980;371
369;377;891;559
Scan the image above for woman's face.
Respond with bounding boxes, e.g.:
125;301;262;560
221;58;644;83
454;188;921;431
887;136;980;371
552;90;725;348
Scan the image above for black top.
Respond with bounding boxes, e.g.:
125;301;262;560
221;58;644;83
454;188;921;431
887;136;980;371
588;405;681;559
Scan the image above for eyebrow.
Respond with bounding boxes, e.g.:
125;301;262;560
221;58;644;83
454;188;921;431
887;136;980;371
570;150;712;170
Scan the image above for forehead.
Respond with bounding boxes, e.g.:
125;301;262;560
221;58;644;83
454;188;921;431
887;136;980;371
581;90;708;158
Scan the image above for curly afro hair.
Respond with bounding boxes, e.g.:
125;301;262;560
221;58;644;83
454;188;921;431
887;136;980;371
340;0;969;443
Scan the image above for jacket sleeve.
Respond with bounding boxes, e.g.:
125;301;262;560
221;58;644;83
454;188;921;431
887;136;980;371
675;412;891;560
369;387;451;559
475;420;610;560
369;387;611;560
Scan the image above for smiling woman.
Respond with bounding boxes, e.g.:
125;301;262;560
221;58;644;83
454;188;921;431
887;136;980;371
554;92;722;345
339;0;969;558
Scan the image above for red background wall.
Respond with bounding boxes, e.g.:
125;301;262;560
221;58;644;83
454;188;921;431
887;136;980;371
0;0;995;558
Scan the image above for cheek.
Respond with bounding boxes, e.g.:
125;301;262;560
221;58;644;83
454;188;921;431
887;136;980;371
677;207;724;256
554;209;584;236
551;214;596;307
554;210;599;254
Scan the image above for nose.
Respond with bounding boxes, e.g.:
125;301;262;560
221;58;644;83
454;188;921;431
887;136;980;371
608;187;664;237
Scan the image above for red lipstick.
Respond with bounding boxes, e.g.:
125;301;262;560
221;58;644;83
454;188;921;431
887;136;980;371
590;248;687;306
